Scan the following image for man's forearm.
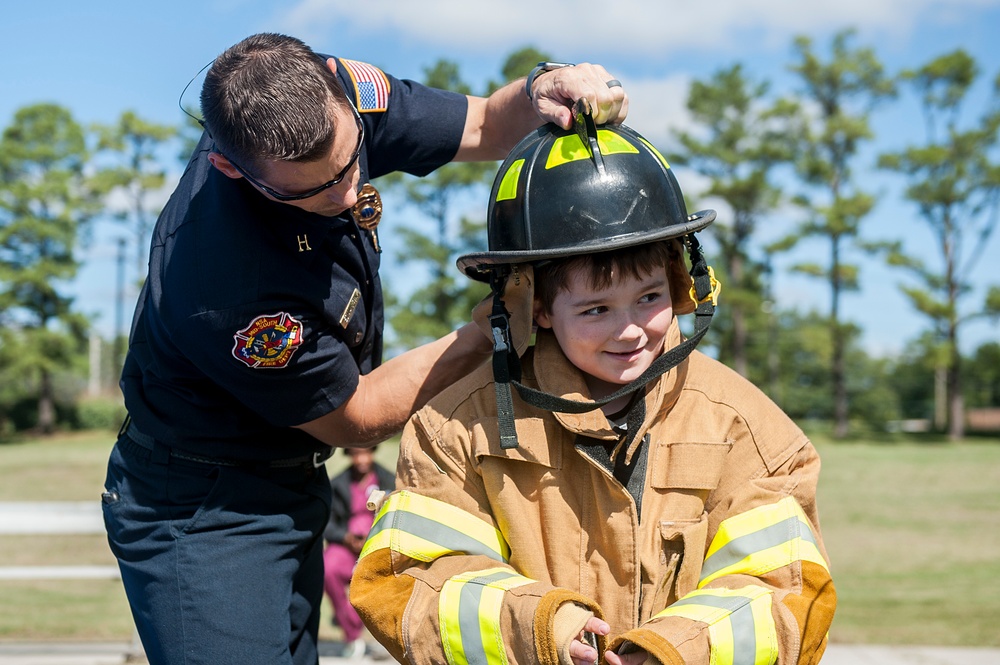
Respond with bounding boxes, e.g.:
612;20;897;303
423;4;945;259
294;322;491;447
456;79;539;162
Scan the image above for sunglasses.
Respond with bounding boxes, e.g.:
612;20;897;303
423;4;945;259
222;101;365;202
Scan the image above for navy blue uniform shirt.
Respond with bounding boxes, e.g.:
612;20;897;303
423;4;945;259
121;59;467;461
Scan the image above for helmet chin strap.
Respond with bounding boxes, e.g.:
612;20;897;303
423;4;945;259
488;267;522;449
490;233;718;450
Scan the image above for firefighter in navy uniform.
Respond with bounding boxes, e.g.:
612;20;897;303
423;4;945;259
101;33;628;665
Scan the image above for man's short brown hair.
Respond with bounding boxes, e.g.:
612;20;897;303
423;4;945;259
200;33;349;175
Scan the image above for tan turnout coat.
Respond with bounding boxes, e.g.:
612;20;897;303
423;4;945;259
352;321;836;665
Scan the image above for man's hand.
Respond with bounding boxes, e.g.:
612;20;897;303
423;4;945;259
529;63;628;129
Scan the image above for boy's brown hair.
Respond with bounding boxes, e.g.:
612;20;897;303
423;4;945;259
533;238;695;316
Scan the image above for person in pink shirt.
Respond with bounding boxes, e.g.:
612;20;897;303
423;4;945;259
323;446;394;657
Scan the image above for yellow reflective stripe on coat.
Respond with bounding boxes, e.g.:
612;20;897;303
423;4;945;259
655;586;778;665
439;567;534;665
699;496;828;587
358;491;510;563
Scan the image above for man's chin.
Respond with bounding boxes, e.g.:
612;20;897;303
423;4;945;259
311;205;350;218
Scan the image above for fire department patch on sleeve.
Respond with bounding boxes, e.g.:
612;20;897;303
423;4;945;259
340;59;390;112
232;312;303;369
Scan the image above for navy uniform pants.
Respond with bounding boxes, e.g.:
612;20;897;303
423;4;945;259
103;435;332;665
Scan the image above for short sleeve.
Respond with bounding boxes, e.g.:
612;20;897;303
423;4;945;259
333;58;469;179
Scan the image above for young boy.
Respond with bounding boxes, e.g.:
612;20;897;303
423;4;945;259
351;119;836;665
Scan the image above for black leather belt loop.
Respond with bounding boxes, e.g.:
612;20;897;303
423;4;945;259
119;416;333;470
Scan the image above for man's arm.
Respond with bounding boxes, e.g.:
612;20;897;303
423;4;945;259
293;321;491;447
455;62;629;162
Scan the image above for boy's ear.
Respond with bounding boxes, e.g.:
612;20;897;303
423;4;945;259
533;299;551;329
668;239;696;315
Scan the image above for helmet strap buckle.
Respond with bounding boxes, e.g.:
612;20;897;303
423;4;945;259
573;98;606;176
488;272;523;449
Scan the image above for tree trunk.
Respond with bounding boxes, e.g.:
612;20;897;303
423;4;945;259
944;225;964;440
831;238;848;439
730;251;748;378
934;366;947;432
947;365;965;440
947;325;964;440
767;308;781;408
37;368;56;434
832;324;849;438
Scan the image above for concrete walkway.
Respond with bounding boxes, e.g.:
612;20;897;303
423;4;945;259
1;642;999;665
821;644;1000;665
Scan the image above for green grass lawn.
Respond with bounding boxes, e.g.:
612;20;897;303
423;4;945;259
0;430;390;643
1;430;998;646
815;438;1000;647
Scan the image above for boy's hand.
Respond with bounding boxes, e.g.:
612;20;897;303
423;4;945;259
605;649;649;665
568;616;609;665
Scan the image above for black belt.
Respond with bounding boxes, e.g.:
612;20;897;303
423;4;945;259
121;419;332;470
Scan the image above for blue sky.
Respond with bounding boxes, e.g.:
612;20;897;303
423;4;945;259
2;0;999;356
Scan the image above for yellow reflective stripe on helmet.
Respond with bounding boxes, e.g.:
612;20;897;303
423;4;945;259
699;496;828;588
639;137;671;170
495;159;525;202
655;586;778;665
439;567;535;665
545;129;640;169
358;490;510;563
598;130;640;156
546;134;590;169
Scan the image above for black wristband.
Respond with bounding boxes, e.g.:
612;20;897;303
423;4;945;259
525;61;575;101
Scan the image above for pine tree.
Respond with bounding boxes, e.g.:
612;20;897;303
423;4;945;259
0;104;99;433
878;50;1000;439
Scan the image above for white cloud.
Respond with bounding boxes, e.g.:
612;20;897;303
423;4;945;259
614;74;693;146
280;0;1000;58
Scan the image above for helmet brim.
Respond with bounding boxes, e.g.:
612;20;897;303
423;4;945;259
458;209;716;281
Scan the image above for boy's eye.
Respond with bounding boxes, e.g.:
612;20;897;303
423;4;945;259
639;292;662;304
581;305;607;316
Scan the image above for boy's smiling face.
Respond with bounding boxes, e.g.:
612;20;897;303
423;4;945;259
534;264;674;401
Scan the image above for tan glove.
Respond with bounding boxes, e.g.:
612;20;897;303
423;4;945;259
553;602;597;665
471;264;534;358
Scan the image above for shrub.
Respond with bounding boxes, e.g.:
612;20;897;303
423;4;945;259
75;395;127;432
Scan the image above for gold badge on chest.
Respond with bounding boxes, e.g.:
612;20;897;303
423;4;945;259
352;182;383;252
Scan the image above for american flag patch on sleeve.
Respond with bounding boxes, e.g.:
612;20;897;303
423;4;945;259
340;59;390;113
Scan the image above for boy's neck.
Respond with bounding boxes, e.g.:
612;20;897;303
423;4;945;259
588;376;636;420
